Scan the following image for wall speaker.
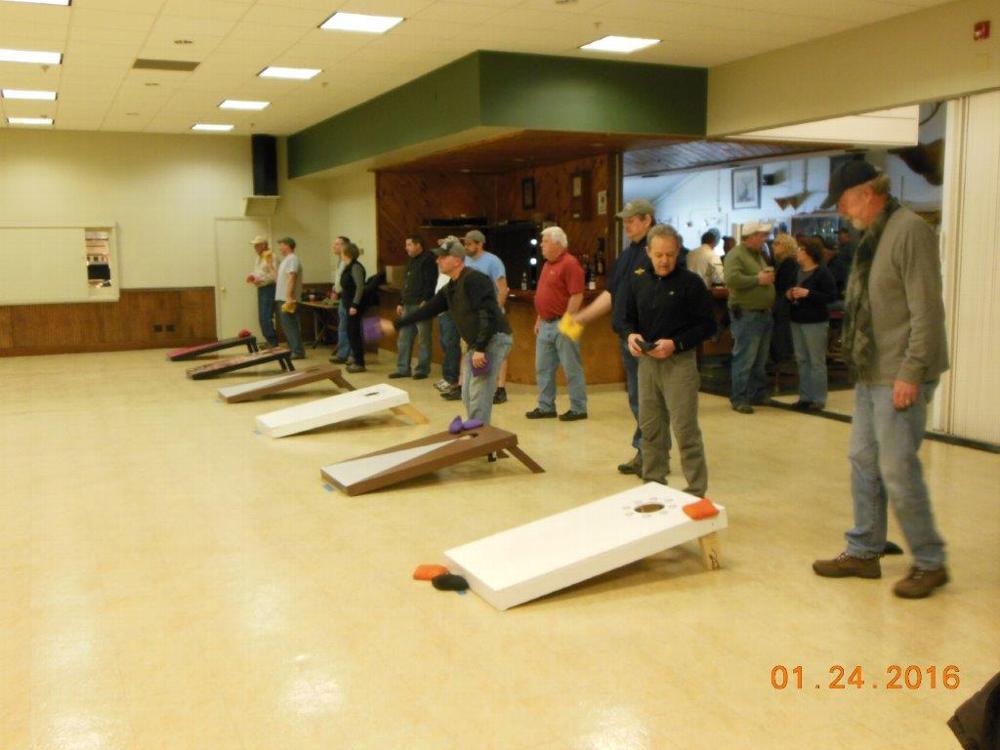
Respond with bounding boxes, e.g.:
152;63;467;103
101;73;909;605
251;134;278;196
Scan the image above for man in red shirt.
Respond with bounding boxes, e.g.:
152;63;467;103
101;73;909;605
526;226;588;421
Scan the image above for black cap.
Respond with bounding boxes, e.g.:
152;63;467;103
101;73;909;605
821;160;879;209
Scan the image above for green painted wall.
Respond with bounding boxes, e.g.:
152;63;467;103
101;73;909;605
478;51;705;135
289;51;707;178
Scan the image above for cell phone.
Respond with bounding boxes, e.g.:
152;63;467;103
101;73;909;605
637;339;656;352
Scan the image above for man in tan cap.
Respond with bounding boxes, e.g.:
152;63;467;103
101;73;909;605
723;220;775;413
245;235;278;347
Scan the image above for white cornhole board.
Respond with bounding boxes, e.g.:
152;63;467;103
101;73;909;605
218;372;306;402
255;383;410;438
444;482;727;610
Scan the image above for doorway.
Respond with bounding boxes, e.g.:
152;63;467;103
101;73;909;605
214;217;271;340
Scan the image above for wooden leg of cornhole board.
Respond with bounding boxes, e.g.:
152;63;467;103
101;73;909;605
279;355;295;372
331;373;356;391
698;532;722;571
506;445;545;473
247;341;259;353
389;404;429;424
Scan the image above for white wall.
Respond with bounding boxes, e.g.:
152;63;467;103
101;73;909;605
273;138;331;283
0;129;331;293
328;168;377;279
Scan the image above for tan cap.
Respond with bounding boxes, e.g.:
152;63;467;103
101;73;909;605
617;199;655;219
740;221;773;236
250;235;268;245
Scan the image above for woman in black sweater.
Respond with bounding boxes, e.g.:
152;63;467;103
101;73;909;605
787;237;838;410
339;242;367;373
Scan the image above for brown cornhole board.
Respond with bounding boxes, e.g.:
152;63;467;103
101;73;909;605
320;425;544;496
167;334;258;361
216;365;356;403
186;347;293;380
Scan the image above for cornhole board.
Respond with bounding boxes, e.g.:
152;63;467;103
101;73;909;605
167;335;258;361
255;383;426;438
444;483;726;610
186;347;293;380
217;365;355;403
321;425;544;496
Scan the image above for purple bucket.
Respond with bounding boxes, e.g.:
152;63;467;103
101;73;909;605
362;316;383;343
471;356;489;377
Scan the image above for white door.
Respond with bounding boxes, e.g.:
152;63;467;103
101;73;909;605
215;217;270;340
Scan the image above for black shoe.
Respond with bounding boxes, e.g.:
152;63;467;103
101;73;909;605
732;403;754;414
791;401;812;411
412;373;429;380
807;402;825;412
442;387;462;401
345;364;366;373
493;387;508;404
388;372;410;379
525;408;557;419
558;410;588;421
329;356;349;364
617;452;642;475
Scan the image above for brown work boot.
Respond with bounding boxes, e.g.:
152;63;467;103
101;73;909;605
893;566;949;599
812;552;881;579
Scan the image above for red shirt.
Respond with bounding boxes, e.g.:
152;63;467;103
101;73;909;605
534;251;585;320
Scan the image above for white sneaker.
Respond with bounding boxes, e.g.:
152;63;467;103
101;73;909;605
433;379;451;392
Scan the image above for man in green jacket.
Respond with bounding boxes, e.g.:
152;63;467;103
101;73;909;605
723;221;775;413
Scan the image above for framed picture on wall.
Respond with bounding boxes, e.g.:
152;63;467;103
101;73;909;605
522;178;536;210
732;166;761;209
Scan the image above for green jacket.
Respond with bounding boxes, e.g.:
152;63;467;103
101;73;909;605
724;243;775;311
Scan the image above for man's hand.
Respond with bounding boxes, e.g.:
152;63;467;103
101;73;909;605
893;379;920;410
758;268;775;286
534;317;541;335
246;274;256;284
396;305;403;316
471;351;487;370
648;339;676;359
627;333;644;357
349;306;358;317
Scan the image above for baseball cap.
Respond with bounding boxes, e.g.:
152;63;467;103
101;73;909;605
821;160;879;209
250;235;268;245
462;229;485;244
434;237;466;258
617;199;655;219
740;220;773;236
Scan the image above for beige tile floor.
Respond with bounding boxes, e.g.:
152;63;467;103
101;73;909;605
1;348;998;750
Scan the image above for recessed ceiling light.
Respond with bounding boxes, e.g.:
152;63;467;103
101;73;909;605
0;48;63;65
320;11;403;33
173;39;193;45
192;123;234;132
126;112;139;116
2;89;57;100
8;116;54;126
580;36;660;54
144;82;160;87
220;99;270;111
3;0;71;5
259;66;321;80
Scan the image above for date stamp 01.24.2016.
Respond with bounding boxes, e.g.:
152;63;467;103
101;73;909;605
770;664;961;691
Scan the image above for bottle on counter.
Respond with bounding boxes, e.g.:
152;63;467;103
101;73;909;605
520;271;528;290
584;255;595;290
595;239;606;276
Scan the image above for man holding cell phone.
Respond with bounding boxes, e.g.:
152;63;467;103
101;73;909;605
621;224;717;495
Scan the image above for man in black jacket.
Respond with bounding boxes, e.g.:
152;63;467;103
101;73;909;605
395;238;513;425
622;224;717;495
391;234;438;380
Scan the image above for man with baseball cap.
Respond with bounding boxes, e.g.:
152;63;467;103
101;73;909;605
462;229;511;404
394;237;513;426
812;159;950;599
245;235;279;347
723;220;776;413
573;198;671;475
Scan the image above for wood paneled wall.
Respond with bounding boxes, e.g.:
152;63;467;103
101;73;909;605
0;288;216;357
376;172;497;267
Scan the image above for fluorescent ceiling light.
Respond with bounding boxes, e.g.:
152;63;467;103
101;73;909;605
0;47;63;65
219;99;269;111
259;66;321;80
320;11;403;33
8;116;53;126
192;123;234;132
3;0;72;5
580;36;659;54
2;89;57;100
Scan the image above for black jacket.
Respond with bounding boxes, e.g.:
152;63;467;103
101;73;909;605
401;249;438;306
789;265;838;324
621;266;717;352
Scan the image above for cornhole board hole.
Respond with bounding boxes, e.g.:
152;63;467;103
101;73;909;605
217;365;356;403
167;334;258;361
186;347;293;380
321;425;544;496
255;383;426;438
444;483;726;611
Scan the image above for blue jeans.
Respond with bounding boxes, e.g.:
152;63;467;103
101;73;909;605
845;382;946;569
462;332;513;425
257;285;278;347
535;319;587;413
396;304;432;376
791;321;829;405
278;307;304;358
729;309;773;405
438;312;460;384
335;302;350;360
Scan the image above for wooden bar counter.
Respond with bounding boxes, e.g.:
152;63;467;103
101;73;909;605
377;286;625;385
